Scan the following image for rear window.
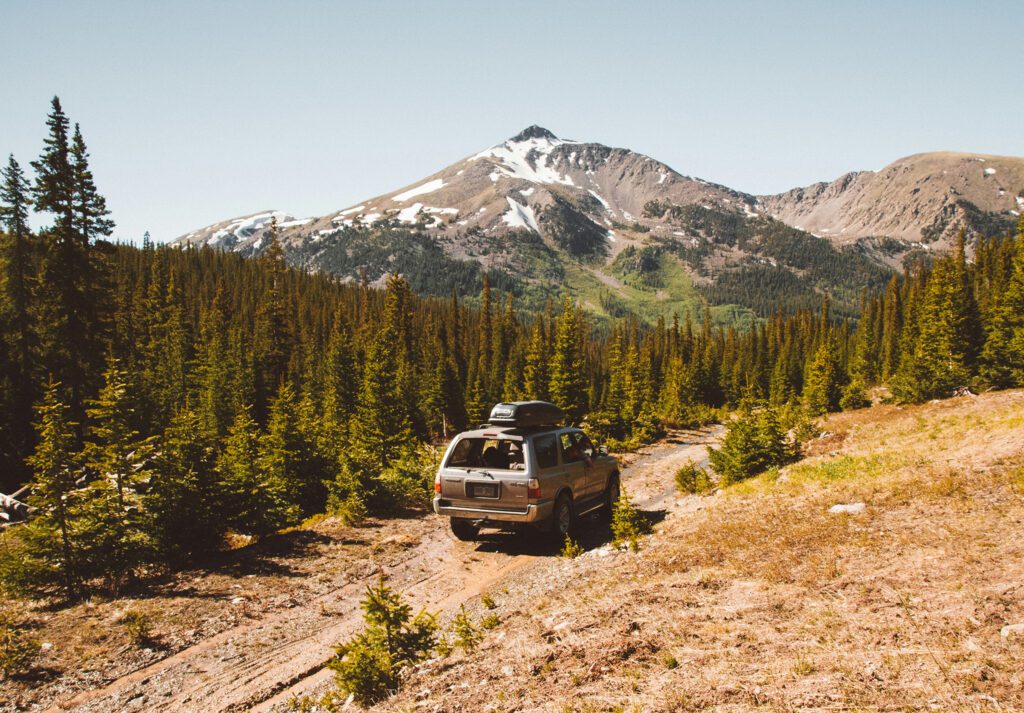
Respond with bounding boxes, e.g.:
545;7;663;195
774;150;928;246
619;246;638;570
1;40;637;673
445;438;524;470
532;434;559;469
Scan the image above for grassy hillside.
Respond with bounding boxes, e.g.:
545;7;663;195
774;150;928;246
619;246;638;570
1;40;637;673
385;390;1024;711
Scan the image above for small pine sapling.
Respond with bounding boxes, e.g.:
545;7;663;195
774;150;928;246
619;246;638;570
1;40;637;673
611;486;648;552
452;604;481;653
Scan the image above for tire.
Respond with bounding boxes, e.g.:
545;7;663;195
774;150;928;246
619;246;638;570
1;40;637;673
549;493;575;546
450;518;479;541
602;474;620;521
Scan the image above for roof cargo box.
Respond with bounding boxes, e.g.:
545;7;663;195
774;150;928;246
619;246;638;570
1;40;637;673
488;401;564;428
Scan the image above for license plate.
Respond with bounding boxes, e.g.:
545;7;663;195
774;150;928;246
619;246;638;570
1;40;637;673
468;483;499;498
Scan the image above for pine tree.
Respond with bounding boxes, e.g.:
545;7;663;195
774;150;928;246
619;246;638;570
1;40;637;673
253;221;293;421
146;408;225;565
81;360;155;594
522;319;551;401
893;235;982;401
260;380;328;516
803;337;844;416
349;276;415;476
219;403;297;538
0;155;38;489
194;287;234;439
32;98;109;427
3;381;85;599
70;124;114;242
980;219;1024;387
31;98;75;232
549;296;588;424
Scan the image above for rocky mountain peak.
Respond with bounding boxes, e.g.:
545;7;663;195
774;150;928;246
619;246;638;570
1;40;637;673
509;125;558;143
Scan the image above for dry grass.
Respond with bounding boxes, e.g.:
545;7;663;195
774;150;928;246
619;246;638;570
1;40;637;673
385;391;1024;712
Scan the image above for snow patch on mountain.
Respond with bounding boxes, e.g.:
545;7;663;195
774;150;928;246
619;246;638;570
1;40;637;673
589;190;611;213
473;134;577;187
502;197;540;234
207;211;289;246
393;179;445;202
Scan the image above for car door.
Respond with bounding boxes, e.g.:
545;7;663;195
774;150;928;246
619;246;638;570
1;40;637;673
573;431;604;499
558;431;588;501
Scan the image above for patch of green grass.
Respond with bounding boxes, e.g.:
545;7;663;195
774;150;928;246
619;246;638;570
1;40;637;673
560;253;757;328
727;453;903;497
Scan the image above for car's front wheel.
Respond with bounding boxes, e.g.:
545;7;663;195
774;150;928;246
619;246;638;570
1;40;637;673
450;518;479;541
602;474;620;521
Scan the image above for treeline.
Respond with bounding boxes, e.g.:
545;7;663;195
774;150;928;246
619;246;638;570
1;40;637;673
848;227;1024;401
3;97;1024;602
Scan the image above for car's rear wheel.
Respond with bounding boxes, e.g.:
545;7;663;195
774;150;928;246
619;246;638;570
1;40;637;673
450;518;479;541
549;493;575;546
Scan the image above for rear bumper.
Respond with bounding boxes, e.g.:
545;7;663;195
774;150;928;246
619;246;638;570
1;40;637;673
433;497;553;524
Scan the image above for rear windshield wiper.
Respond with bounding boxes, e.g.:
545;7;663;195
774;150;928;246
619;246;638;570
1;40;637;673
466;468;495;479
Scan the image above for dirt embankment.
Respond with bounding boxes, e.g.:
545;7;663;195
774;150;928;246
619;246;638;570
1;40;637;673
3;428;722;713
381;391;1024;712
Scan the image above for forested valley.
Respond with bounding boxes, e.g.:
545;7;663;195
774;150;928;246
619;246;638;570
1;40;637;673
2;98;1024;603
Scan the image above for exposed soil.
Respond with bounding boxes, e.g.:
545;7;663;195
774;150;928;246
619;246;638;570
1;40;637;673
2;428;722;713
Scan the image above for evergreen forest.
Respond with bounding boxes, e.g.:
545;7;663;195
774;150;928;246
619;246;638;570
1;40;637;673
3;98;1024;601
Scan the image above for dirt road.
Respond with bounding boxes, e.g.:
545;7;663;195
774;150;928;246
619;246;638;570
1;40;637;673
45;427;722;713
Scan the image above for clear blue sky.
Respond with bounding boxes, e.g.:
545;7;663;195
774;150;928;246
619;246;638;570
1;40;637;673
3;0;1022;242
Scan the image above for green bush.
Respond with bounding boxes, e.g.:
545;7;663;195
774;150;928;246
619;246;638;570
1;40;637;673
0;610;40;679
327;579;438;705
840;380;871;411
121;610;152;646
709;404;797;485
560;536;584;559
611;487;648;552
452;605;481;653
674;461;714;495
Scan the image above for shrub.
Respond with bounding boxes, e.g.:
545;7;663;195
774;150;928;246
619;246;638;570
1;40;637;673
674;461;714;495
480;593;497;610
840;380;871;411
709;404;797;485
480;614;500;630
0;610;40;679
121;610;152;646
452;605;481;653
560;537;583;559
327;579;438;705
611;487;648;552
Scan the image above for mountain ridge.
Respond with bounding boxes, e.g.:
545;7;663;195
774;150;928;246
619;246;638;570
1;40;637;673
172;127;1023;322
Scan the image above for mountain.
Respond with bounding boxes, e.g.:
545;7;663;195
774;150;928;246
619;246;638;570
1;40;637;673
178;128;1021;322
758;152;1024;266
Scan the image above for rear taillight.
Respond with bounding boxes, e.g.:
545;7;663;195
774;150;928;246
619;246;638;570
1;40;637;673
527;478;541;499
434;475;441;493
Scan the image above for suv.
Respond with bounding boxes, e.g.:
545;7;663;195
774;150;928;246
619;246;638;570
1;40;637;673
432;401;620;543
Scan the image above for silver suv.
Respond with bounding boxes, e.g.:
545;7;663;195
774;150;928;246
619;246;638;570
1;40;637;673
432;402;620;543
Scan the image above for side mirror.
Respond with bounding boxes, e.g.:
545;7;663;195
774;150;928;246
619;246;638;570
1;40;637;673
598;445;609;456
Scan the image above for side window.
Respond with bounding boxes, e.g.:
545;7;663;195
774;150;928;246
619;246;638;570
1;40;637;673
575;433;596;459
560;432;584;463
533;434;559;470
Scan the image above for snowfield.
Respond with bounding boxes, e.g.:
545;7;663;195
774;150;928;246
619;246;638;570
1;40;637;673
392;178;445;202
502;196;540;233
473;135;578;186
